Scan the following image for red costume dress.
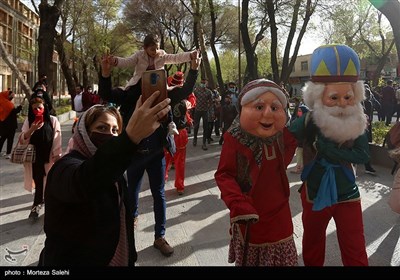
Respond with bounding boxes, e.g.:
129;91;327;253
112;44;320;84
215;118;298;266
165;94;196;193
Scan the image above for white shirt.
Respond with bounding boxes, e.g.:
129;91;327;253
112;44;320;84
74;92;83;112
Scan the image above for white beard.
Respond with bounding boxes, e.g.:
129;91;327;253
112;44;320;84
312;100;367;144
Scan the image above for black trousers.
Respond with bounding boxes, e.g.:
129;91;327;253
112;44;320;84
193;110;208;145
0;130;16;154
32;160;46;205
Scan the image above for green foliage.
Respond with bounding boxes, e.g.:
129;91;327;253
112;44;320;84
209;49;245;84
372;121;391;145
54;97;72;114
55;104;72;115
54;97;71;107
317;0;394;61
208;44;273;85
377;77;386;87
17;98;72;122
256;40;273;78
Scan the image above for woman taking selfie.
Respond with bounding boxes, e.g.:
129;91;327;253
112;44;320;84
19;95;62;220
39;92;171;266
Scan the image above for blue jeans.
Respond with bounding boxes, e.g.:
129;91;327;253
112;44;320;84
127;150;166;239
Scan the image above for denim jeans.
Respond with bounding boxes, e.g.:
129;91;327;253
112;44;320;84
127;150;166;239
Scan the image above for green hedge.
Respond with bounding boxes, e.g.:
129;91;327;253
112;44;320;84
55;104;72;115
372;121;391;145
18;102;72;122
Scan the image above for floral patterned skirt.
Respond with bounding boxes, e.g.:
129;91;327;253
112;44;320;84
228;223;298;266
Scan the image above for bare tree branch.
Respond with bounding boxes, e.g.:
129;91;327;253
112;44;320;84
0;39;32;98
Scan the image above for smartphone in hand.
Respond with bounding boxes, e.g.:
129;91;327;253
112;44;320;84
141;69;168;107
35;115;43;123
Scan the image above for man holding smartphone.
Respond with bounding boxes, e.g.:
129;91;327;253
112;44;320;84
99;51;201;257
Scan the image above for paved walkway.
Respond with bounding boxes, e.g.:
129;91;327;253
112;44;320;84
0;118;399;267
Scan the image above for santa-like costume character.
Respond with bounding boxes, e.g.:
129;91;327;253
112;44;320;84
289;44;370;266
215;79;298;266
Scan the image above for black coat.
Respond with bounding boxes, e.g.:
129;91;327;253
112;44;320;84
39;132;138;266
98;69;198;154
0;105;22;136
98;69;198;126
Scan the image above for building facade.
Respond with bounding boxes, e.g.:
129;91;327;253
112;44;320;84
0;0;39;93
1;0;80;99
289;52;399;96
288;54;311;97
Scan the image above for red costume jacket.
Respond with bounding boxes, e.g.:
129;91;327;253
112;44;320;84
215;127;297;244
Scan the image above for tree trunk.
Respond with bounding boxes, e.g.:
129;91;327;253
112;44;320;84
192;14;203;78
280;0;315;85
198;24;215;87
0;39;32;99
37;0;64;96
372;40;395;86
208;0;225;93
82;60;88;89
279;0;301;85
191;0;214;86
266;0;279;83
71;30;79;86
241;0;258;84
369;0;400;65
54;34;76;109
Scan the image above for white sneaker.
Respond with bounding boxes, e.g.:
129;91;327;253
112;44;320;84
5;154;11;159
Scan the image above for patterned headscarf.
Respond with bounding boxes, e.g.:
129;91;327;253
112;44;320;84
71;105;103;158
228;116;282;167
228;79;287;167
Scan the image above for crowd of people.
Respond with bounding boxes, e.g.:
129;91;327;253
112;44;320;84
1;39;399;267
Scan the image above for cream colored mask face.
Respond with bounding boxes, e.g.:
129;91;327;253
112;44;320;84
322;83;355;108
239;91;286;138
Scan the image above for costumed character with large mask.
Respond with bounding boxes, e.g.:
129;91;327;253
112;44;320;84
215;79;298;266
289;44;370;266
164;71;196;195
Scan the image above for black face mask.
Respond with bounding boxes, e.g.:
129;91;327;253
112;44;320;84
90;132;115;148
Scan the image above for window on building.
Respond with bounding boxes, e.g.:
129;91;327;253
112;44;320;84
0;10;6;24
7;27;12;42
301;61;308;71
0;26;5;41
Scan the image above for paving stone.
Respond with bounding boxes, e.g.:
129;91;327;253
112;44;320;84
0;118;398;267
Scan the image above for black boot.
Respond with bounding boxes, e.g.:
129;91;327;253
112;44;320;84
28;205;40;220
